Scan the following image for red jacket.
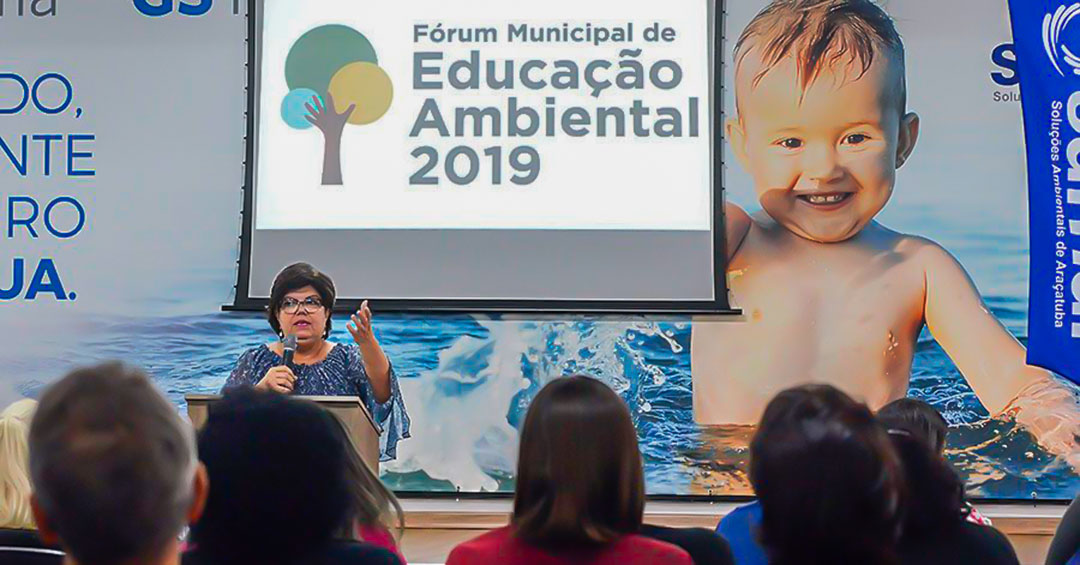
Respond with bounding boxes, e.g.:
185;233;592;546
446;526;693;565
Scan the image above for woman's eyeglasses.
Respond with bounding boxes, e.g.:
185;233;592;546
280;297;323;314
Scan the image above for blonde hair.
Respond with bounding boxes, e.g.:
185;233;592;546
0;399;37;530
734;0;907;112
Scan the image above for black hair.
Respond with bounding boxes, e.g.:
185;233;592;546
267;262;336;339
750;384;904;565
877;399;967;540
886;430;967;540
190;389;352;564
877;397;949;454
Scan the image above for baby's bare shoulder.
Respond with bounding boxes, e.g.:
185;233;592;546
892;232;941;253
889;232;965;273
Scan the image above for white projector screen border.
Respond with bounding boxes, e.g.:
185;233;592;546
230;0;735;314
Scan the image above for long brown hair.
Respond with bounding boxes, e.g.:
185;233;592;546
511;376;644;548
333;417;404;539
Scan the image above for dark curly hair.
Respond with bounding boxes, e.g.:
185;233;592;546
267;263;336;339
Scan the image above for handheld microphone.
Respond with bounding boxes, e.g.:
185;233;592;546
282;334;297;367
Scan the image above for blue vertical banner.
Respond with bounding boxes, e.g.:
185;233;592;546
1009;1;1080;382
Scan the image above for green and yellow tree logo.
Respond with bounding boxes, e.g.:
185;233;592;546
280;25;393;185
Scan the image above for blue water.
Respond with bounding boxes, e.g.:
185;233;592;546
8;302;1078;500
2;196;1073;499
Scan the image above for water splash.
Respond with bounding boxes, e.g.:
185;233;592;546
3;306;1076;499
382;322;526;492
383;316;693;492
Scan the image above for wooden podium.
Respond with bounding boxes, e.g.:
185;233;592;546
185;394;382;472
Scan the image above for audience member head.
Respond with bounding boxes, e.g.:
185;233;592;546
191;388;353;563
750;384;903;565
28;362;207;565
0;399;37;529
877;398;966;539
877;397;949;454
512;375;644;548
336;417;403;539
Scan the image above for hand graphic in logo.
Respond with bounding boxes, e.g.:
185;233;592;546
280;25;394;185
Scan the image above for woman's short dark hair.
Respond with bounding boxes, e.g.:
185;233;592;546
750;384;904;565
877;397;949;454
267;262;336;338
512;376;644;548
190;389;352;564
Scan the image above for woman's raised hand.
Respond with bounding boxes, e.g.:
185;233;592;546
347;300;377;347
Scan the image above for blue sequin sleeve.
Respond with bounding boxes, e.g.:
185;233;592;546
223;347;263;389
222;344;410;461
344;345;411;461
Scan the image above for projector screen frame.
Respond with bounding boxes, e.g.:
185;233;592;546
229;0;738;315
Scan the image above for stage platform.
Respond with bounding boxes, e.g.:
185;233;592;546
398;499;1067;565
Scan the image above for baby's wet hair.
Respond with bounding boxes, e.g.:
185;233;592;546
735;0;907;113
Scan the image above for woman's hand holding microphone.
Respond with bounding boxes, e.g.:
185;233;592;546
256;365;296;393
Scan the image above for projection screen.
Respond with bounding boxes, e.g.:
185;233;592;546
234;0;730;312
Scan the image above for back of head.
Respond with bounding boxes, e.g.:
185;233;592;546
512;376;644;548
734;0;907;112
0;400;37;529
191;389;351;563
877;397;949;453
750;384;903;565
337;416;403;537
29;363;196;564
878;400;965;540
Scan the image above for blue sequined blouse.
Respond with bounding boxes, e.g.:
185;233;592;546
223;343;410;460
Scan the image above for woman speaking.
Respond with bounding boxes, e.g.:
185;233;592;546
223;263;410;460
